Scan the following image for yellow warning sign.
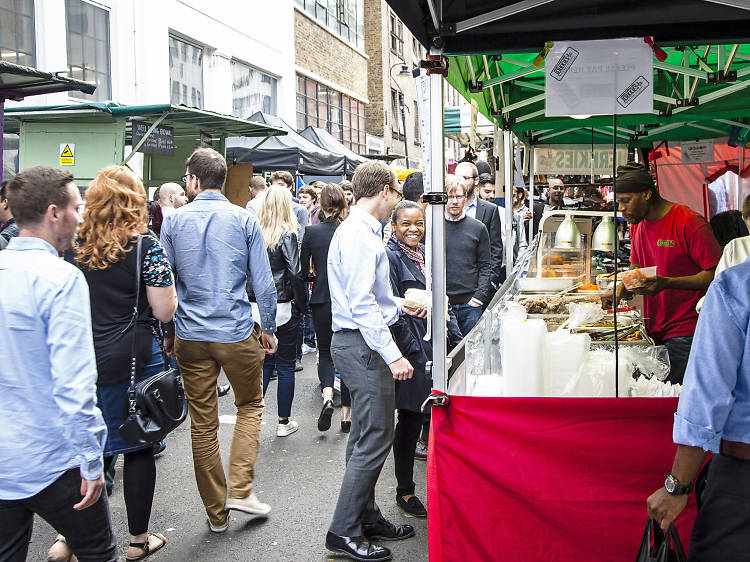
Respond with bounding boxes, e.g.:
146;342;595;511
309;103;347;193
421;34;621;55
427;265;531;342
59;143;75;166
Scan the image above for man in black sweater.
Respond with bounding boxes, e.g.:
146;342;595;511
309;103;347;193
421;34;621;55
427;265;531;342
444;175;492;336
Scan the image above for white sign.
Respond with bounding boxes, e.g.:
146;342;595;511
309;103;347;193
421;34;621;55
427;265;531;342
545;38;653;117
681;140;715;163
534;144;629;175
59;143;75;166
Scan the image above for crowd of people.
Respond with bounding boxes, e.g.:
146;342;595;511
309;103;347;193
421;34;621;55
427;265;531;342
4;145;750;560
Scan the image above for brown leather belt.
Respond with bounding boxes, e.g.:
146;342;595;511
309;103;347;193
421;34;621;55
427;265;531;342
721;439;750;461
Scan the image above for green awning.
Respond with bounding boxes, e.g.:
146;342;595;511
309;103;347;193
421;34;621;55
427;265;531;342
444;43;750;146
4;102;287;139
0;61;96;100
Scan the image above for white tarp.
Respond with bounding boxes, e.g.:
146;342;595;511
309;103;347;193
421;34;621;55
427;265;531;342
545;38;653;117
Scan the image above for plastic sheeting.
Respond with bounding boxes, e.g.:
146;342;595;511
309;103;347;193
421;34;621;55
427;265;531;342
226;112;346;176
427;395;697;561
653;138;749;219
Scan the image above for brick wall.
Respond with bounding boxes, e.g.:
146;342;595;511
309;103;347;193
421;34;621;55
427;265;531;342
294;10;368;99
364;0;384;136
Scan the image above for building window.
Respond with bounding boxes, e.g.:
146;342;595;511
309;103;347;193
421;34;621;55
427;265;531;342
390;13;403;56
231;60;277;118
296;74;366;154
295;0;364;50
413;101;420;144
169;36;203;109
391;88;404;134
65;0;111;101
1;0;35;67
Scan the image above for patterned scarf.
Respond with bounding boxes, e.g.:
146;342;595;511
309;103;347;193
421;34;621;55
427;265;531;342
392;233;425;274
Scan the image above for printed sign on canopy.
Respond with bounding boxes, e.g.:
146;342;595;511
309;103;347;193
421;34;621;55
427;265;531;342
681;140;715;163
546;38;653;117
534;144;629;175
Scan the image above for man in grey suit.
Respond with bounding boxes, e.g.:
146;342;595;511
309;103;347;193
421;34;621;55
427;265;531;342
325;161;425;561
454;161;504;287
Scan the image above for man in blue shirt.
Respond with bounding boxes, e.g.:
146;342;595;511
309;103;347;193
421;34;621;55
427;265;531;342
0;166;116;561
646;260;750;559
161;148;278;534
325;161;425;561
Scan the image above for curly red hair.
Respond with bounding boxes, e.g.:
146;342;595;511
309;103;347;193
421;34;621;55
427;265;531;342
75;166;148;270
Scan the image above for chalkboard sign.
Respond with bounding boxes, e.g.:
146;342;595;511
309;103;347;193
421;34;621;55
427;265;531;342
131;121;175;155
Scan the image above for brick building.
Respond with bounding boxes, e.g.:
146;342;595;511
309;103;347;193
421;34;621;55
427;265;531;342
293;0;369;157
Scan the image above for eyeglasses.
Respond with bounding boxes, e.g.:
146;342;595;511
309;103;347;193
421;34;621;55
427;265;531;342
461;175;477;181
390;185;404;200
181;174;194;184
447;194;466;201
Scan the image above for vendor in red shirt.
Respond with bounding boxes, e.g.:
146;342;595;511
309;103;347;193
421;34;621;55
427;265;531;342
603;162;722;384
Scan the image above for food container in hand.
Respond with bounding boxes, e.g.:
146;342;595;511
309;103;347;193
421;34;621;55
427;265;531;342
620;266;657;290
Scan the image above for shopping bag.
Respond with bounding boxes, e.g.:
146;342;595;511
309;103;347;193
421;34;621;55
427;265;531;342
635;519;687;562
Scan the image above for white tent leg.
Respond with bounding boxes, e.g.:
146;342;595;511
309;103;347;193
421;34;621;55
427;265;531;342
504;129;514;278
429;61;448;393
528;144;535;244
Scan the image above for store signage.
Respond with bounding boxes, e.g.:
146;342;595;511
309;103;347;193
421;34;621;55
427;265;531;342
681;140;714;163
534;144;629;175
59;143;74;166
131;121;175;155
545;38;653;117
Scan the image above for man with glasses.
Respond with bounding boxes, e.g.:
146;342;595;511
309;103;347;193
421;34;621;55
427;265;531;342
325;161;422;561
453;161;503;287
444;174;492;336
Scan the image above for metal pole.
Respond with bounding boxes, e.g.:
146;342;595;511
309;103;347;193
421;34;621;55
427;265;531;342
0;98;4;180
503;129;514;278
738;146;744;210
528;144;535;244
429;59;447;393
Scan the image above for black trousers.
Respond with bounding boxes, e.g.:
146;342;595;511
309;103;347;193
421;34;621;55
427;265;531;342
689;453;750;561
311;303;350;407
0;468;117;562
393;409;425;497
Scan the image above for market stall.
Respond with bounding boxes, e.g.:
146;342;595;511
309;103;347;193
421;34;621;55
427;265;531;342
385;1;750;560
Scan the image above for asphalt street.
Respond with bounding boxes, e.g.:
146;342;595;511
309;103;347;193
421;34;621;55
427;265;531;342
27;351;430;561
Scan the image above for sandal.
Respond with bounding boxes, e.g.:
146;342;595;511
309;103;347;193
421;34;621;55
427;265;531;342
126;532;166;561
47;536;76;562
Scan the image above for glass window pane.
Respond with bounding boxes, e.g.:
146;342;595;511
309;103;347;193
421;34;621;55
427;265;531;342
169;35;203;108
1;0;34;66
67;0;109;100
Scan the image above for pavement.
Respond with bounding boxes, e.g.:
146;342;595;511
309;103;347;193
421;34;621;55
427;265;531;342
27;351;429;561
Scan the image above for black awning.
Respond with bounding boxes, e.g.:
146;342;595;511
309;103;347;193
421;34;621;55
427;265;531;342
0;61;96;100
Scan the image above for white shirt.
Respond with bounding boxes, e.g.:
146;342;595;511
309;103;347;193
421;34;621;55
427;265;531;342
327;206;402;364
696;235;750;312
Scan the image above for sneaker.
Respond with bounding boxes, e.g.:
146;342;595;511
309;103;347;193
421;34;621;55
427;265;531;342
277;420;299;437
226;492;271;516
208;518;229;533
294;360;304;372
301;343;316;355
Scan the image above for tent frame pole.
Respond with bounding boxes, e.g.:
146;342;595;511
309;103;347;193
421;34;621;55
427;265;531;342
504;129;514;278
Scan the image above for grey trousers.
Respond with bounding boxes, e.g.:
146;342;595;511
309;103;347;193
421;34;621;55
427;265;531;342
329;330;395;537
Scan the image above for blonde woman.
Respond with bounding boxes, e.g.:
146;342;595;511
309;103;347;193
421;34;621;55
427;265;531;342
51;166;177;562
248;185;307;436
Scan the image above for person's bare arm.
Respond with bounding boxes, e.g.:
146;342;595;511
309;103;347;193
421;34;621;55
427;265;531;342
146;276;178;323
601;263;637;309
635;268;716;297
646;445;707;531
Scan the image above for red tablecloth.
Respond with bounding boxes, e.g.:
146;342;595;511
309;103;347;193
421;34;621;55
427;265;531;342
427;396;697;561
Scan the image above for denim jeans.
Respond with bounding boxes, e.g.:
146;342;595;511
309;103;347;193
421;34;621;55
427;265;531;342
452;302;483;337
263;311;300;419
663;336;693;385
0;468;117;561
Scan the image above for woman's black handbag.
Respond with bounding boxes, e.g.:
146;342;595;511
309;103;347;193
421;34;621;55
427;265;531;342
118;236;188;446
635;519;687;562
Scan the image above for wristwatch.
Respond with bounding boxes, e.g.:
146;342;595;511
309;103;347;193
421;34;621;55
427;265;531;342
664;473;693;496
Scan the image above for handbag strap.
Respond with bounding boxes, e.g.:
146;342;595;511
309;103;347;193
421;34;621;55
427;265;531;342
127;236;143;413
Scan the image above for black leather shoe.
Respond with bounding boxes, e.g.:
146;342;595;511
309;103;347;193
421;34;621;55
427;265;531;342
362;518;415;541
318;400;334;431
325;532;391;561
217;384;231;397
396;494;427;517
341;420;351;433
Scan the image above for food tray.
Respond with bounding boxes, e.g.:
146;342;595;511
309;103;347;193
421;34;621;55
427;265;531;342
518;277;578;293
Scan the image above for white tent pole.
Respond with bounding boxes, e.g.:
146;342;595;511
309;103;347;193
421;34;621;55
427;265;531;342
504;129;514;278
529;144;535;244
429;57;448;393
739;146;744;211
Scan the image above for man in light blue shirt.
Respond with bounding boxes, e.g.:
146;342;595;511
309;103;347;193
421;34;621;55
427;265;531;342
0;166;116;561
647;259;750;558
161;148;278;533
326;161;424;561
